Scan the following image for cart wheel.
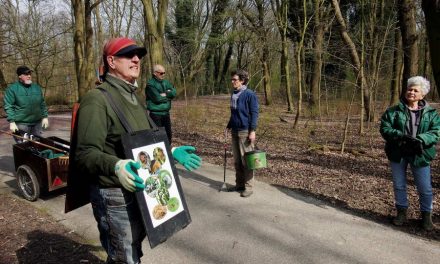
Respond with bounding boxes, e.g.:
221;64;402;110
17;165;40;201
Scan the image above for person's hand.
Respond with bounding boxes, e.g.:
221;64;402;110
248;131;256;143
172;146;202;171
413;138;424;155
115;159;145;192
42;118;49;129
9;122;18;133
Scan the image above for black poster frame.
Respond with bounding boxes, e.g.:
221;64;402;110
121;127;191;248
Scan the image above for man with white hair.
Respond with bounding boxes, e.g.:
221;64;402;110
380;76;440;231
71;37;201;263
3;65;49;141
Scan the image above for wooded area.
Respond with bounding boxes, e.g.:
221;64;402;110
0;0;439;123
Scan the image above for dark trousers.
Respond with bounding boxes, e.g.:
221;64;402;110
149;112;172;144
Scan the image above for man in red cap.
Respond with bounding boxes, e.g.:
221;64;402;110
71;37;201;263
3;65;49;141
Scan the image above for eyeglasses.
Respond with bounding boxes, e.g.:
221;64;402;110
117;52;140;59
156;71;166;76
231;78;239;82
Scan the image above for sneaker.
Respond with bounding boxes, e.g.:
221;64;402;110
227;186;245;192
240;190;253;198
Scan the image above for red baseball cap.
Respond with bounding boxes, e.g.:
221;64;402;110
103;37;147;58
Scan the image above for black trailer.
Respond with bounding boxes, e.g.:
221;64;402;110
13;136;70;201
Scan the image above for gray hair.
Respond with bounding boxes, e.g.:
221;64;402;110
407;76;430;96
153;64;164;73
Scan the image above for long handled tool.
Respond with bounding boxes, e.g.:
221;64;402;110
219;129;228;192
0;130;69;155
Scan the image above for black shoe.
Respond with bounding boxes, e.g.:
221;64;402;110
227;186;245;192
392;208;407;226
422;211;434;231
240;190;253;197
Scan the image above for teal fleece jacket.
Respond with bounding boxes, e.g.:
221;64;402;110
380;100;440;167
3;81;48;124
145;77;176;115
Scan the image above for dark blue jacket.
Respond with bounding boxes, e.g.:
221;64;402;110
227;88;259;132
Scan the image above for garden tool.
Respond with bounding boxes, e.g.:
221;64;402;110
219;129;228;192
0;130;69;155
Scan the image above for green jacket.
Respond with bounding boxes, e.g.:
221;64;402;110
145;77;176;115
380;100;440;167
3;81;48;124
74;75;151;187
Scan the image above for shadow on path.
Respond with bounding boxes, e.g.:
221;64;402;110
271;183;440;242
15;230;104;264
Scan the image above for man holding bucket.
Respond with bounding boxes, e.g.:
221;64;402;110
226;69;259;197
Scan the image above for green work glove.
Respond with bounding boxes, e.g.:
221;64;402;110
172;146;202;171
115;159;145;192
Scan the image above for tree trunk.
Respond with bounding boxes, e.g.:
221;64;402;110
331;0;370;121
71;0;86;99
390;28;403;106
84;1;96;92
309;0;325;115
293;0;308;129
398;0;419;94
142;0;168;68
271;0;292;111
422;0;440;93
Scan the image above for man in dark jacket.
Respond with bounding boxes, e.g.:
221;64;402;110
3;65;49;141
145;64;177;143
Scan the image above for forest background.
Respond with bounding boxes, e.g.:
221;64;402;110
1;0;440;240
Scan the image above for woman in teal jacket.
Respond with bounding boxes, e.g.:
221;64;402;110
380;76;440;231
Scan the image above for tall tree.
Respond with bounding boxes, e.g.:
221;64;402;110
331;0;370;122
271;0;293;112
390;28;403;106
422;0;440;93
309;0;330;116
240;0;273;106
71;0;102;99
205;0;230;94
142;0;168;68
397;0;418;94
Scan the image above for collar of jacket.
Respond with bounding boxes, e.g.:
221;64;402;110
106;74;137;93
105;74;138;105
397;99;433;113
152;76;163;83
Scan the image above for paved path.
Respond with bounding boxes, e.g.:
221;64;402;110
1;115;439;264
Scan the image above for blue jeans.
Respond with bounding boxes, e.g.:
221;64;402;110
390;160;433;212
14;122;42;143
89;185;146;264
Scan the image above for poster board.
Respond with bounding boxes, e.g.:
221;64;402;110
121;127;191;248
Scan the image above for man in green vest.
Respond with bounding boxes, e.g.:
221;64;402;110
145;64;177;143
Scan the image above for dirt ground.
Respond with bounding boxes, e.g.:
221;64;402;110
1;95;440;263
0;193;104;264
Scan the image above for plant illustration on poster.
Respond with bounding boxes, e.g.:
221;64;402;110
133;142;184;228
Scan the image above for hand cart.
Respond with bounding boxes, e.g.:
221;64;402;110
12;135;70;201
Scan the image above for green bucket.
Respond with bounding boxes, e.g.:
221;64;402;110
244;150;267;170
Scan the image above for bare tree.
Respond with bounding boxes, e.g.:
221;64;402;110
71;0;102;99
271;0;293;112
422;0;440;93
397;0;418;94
331;0;370;122
390;28;403;106
142;0;169;68
239;0;273;106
